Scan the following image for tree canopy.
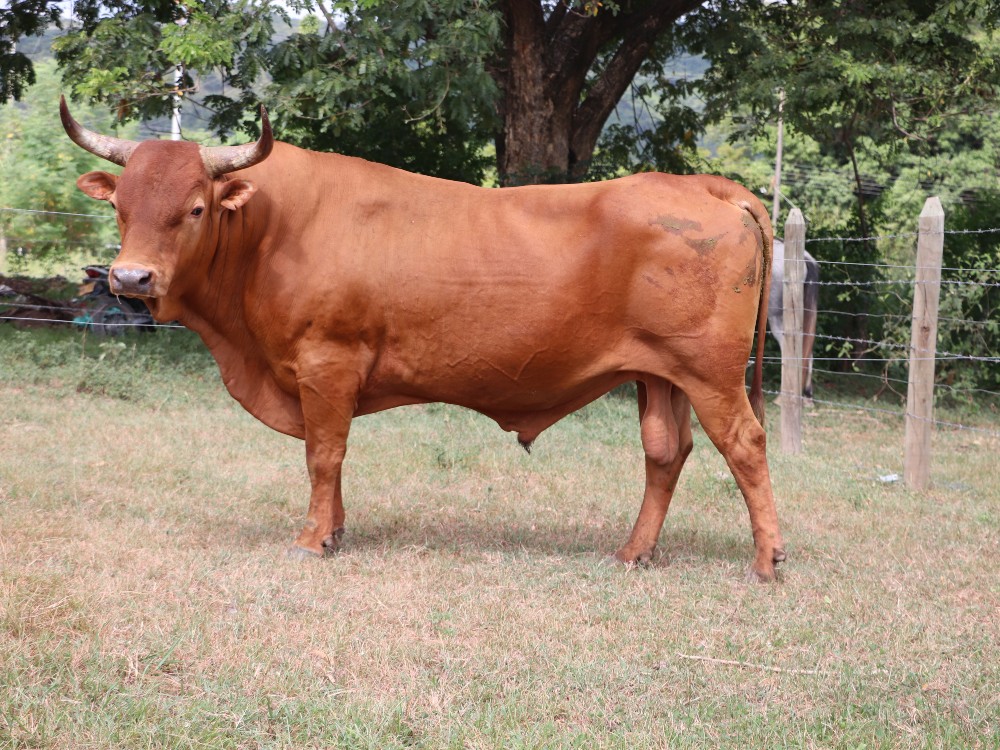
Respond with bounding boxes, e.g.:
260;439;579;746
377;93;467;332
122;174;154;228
3;1;1000;189
0;60;126;269
2;0;1000;390
691;0;1000;236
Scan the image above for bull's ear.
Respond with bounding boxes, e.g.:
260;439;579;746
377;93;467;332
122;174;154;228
218;179;256;211
77;171;117;201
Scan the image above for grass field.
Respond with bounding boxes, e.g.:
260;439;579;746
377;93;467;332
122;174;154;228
1;327;998;749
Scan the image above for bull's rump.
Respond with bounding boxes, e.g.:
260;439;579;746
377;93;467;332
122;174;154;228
346;172;766;415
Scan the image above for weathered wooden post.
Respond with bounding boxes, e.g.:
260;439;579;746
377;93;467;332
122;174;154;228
904;197;944;490
781;209;805;453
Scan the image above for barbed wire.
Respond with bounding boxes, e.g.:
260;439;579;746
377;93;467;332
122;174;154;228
0;304;180;331
810;332;1000;363
3;212;998;419
771;157;1000;192
764;387;904;418
809;278;1000;288
774;239;997;416
1;235;117;248
808;366;1000;398
806;365;1000;400
805;232;919;244
0;313;185;330
808;365;908;387
796;257;1000;276
760;352;996;364
767;219;998;441
933;384;1000;400
803;227;1000;244
774;158;1000;190
813;308;997;328
1;206;114;220
11;314;984;363
9;315;997;431
764;388;1000;438
0;302;77;314
810;332;908;352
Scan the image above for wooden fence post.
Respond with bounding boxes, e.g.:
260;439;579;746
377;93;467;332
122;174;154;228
781;209;805;454
904;197;944;490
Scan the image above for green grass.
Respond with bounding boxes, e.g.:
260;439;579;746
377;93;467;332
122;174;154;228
1;327;998;749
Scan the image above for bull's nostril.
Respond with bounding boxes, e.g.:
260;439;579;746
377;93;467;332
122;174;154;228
111;267;154;295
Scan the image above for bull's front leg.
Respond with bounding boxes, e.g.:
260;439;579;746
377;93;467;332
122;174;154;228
288;361;365;559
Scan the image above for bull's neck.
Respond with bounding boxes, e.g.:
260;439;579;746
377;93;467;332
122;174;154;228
170;190;306;438
180;192;272;339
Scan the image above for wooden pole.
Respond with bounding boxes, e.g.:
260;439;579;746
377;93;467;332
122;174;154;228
171;63;183;141
904;197;944;490
771;89;785;229
781;208;805;454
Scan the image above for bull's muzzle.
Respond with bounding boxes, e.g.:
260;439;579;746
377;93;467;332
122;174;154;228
110;266;155;297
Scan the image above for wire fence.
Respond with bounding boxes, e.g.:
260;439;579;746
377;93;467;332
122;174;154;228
773;218;1000;450
763;388;1000;437
3;205;999;446
0;311;185;330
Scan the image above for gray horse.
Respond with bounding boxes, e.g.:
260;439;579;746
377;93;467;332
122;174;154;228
768;239;820;398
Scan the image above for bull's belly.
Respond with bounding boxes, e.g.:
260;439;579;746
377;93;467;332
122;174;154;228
355;322;700;438
356;363;640;444
365;329;629;402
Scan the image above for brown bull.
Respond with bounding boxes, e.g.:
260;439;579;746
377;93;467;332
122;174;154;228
61;98;785;580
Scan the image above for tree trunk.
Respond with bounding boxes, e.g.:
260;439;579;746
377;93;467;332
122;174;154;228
493;0;703;186
845;140;874;369
848;144;871;242
496;1;572;184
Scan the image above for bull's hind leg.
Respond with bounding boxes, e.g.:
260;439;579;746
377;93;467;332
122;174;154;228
685;383;785;582
614;377;693;565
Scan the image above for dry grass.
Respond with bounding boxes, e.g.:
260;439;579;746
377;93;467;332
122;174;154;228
1;329;998;748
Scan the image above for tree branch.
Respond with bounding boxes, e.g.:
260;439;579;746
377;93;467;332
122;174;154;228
890;100;926;141
315;0;337;35
568;0;702;171
545;1;570;38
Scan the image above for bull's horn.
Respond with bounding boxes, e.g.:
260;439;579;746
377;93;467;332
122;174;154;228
59;95;139;167
199;107;273;177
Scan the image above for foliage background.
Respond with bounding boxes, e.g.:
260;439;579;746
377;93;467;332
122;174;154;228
1;0;999;390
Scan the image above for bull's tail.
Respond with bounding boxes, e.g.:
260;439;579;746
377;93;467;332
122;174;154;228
734;196;773;427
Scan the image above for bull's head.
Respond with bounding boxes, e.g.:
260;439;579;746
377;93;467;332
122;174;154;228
60;96;273;315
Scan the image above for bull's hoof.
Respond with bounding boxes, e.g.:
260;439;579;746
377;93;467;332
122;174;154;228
322;527;345;553
745;566;776;584
287;527;345;561
611;547;656;568
286;545;323;561
745;547;787;583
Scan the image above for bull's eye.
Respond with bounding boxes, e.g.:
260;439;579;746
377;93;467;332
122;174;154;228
190;206;204;217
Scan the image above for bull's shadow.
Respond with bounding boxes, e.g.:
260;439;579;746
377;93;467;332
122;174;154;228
232;502;753;570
